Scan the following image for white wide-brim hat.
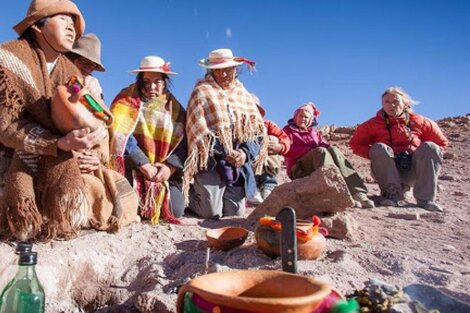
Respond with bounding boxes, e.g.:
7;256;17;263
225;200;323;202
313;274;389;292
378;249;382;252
198;48;245;69
129;56;177;75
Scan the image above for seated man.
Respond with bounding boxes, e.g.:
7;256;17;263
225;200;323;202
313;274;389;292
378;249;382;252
65;33;106;100
248;98;291;205
0;0;139;241
349;86;448;211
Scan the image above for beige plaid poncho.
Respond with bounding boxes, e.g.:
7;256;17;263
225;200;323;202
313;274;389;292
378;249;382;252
183;75;267;202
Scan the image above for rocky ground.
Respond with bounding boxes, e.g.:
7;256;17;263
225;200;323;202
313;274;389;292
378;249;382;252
0;114;469;313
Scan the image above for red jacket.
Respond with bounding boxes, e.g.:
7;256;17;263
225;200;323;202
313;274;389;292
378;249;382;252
349;110;448;159
264;120;291;156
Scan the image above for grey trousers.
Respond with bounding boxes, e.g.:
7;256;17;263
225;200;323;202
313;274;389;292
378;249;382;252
369;142;443;202
188;169;246;219
291;146;368;195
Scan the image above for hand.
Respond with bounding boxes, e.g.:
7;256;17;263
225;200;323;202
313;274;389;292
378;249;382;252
268;142;283;155
84;75;103;101
226;149;247;168
57;127;107;151
76;150;101;173
138;163;159;181
153;163;172;182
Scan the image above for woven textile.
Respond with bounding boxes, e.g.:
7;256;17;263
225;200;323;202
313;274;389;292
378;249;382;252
184;75;267;202
110;84;185;224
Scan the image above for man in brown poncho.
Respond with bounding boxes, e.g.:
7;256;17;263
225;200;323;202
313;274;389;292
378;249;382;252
0;0;139;241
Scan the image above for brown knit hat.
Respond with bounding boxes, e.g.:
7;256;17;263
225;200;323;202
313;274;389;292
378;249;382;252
70;33;105;72
13;0;85;38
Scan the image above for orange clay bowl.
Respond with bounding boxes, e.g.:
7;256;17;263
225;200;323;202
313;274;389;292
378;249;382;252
176;270;331;313
206;227;249;251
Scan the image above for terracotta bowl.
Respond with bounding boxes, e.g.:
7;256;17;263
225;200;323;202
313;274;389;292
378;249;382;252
254;224;326;260
205;227;248;251
176;270;331;313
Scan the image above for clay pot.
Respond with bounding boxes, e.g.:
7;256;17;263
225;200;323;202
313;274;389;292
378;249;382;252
176;270;331;313
254;220;326;260
206;227;248;251
51;83;113;134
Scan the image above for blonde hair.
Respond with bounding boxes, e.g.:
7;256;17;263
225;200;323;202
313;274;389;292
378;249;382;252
382;86;419;108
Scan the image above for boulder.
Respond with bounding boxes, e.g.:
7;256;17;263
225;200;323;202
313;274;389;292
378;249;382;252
249;166;354;220
321;212;359;239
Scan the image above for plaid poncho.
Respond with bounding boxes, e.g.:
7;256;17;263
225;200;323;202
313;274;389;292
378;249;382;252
183;75;267;202
110;84;185;224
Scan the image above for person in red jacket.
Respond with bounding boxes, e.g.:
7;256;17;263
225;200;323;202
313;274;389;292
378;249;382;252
349;87;448;211
283;102;375;208
247;98;291;204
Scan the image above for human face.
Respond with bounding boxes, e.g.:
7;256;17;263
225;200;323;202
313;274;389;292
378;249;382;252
294;109;312;130
141;72;165;100
382;92;406;117
212;67;236;89
38;14;76;52
74;57;97;76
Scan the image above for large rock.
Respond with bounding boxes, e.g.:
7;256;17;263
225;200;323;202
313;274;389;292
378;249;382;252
249;166;354;220
321;212;359;239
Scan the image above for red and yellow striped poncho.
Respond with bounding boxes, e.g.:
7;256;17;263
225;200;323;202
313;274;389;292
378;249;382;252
110;83;185;224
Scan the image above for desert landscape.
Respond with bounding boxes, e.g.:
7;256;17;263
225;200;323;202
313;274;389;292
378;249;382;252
1;114;469;313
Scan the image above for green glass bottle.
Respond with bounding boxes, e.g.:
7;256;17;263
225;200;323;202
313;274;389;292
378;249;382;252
0;242;34;307
0;252;45;313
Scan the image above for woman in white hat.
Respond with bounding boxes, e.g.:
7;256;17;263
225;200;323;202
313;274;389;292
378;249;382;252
110;56;187;224
0;0;109;241
184;48;267;219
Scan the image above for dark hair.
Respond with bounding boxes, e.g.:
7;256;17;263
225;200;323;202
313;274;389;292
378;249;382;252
136;72;172;99
19;17;49;41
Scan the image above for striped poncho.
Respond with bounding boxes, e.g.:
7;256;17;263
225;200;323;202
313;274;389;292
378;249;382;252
110;84;185;224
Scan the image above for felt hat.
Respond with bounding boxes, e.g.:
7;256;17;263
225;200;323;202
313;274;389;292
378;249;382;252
13;0;85;38
70;33;105;72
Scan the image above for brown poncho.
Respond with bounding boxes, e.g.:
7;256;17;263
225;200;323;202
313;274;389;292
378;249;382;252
0;39;139;240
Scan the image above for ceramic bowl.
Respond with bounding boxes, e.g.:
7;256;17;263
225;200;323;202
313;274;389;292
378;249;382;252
205;227;248;251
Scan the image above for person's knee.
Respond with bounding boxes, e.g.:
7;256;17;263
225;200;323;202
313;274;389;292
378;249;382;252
369;143;393;158
414;141;442;160
315;147;328;155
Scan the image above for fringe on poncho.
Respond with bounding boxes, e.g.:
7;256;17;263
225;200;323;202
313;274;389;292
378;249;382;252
183;75;268;204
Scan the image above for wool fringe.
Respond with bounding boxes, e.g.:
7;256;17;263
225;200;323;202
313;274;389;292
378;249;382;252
3;197;42;241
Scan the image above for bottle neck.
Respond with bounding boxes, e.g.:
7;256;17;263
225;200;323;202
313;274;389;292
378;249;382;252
16;264;37;279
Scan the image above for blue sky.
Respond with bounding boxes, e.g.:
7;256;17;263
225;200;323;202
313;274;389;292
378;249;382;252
1;1;469;127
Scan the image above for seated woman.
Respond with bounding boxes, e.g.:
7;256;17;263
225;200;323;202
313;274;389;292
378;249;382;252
184;49;267;219
110;56;187;223
283;102;374;208
248;97;291;204
349;87;448;211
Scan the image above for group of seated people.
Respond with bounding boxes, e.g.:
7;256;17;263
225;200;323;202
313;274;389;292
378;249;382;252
0;0;448;242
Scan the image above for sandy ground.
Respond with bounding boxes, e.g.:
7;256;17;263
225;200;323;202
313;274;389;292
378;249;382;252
0;115;469;312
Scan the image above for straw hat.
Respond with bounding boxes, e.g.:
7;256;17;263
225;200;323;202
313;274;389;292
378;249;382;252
70;33;105;72
129;56;177;75
13;0;85;38
199;49;243;69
